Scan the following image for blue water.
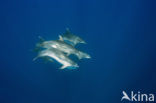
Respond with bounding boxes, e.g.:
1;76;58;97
0;0;156;103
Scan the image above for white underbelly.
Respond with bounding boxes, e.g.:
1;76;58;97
48;54;70;66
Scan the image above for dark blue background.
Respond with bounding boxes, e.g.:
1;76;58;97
0;0;156;103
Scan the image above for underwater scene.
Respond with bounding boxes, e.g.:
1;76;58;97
0;0;156;103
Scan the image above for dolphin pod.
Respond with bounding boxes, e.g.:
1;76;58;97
33;29;91;69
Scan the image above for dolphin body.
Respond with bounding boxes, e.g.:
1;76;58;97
61;28;86;46
40;38;91;60
33;48;79;69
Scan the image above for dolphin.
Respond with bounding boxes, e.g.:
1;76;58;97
40;38;91;60
33;48;79;69
61;28;86;46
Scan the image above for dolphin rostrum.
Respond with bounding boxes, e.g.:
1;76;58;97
40;38;91;60
61;28;86;46
33;48;79;69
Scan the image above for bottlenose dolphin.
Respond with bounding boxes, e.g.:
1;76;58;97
33;48;79;69
40;38;91;60
61;28;86;46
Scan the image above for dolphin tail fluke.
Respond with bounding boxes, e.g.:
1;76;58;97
77;51;91;60
33;45;42;52
32;36;45;52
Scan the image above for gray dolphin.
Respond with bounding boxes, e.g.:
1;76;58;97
61;28;86;46
33;48;79;69
40;38;91;60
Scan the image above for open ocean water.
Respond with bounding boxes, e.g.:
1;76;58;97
0;0;156;103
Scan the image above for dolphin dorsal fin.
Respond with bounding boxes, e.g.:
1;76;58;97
65;28;73;35
66;28;70;33
59;35;64;41
38;36;45;42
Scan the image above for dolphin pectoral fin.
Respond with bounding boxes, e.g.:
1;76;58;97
59;65;67;69
58;35;64;41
